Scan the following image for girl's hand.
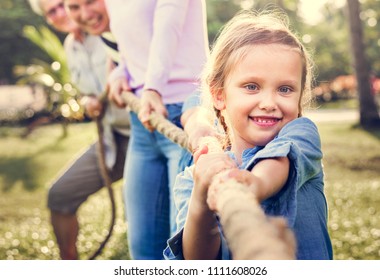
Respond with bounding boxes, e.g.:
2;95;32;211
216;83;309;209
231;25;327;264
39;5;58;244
193;148;237;208
193;144;208;163
227;168;259;195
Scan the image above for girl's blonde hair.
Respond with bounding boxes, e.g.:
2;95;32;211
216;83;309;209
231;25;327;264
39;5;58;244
201;10;314;147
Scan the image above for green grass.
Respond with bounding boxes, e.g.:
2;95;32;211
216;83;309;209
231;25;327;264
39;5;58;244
316;95;380;110
0;123;129;260
318;122;380;260
316;98;359;110
0;120;379;260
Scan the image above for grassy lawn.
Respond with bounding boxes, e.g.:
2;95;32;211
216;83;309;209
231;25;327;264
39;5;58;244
319;122;380;260
316;98;359;110
0;119;379;260
0;122;129;260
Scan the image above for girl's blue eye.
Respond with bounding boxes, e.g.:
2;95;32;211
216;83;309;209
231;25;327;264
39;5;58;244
245;84;258;91
279;86;292;94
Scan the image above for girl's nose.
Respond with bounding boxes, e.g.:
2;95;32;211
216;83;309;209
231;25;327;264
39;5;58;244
258;92;277;111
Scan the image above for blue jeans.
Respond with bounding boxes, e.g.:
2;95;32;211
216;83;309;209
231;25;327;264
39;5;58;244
123;104;184;259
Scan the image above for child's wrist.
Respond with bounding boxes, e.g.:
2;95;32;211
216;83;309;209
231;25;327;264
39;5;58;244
189;194;213;218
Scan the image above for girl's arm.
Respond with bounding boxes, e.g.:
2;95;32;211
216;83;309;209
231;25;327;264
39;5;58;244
229;157;290;202
182;194;221;260
183;147;237;259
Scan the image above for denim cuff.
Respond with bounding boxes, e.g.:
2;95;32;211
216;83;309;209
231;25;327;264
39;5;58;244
163;229;185;260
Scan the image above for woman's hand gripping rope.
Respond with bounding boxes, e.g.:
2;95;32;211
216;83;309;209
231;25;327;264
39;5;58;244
121;90;189;150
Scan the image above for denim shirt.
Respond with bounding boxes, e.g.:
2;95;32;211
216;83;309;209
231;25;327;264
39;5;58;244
164;117;333;260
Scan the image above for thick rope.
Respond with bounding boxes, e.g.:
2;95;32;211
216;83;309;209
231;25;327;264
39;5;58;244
121;91;189;150
120;91;296;260
87;101;116;260
209;178;296;259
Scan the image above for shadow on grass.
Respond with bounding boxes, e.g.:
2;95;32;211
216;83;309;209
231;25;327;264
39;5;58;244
0;136;66;192
352;123;380;140
0;156;39;192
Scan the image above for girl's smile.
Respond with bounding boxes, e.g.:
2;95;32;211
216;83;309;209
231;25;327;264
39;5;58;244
214;43;303;159
249;116;282;127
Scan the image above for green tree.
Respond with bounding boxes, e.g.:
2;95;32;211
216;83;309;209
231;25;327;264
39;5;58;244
347;0;380;127
301;2;351;82
206;0;241;45
0;0;65;84
206;0;303;45
3;0;380;95
360;0;380;76
14;26;84;135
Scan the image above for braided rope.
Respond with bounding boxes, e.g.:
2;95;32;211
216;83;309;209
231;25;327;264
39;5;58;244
88;116;116;260
121;91;189;150
210;178;296;259
121;90;296;260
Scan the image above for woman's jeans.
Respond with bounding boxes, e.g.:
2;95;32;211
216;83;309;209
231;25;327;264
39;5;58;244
123;104;184;259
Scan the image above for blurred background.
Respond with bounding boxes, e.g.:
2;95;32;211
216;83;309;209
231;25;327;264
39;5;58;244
0;0;379;260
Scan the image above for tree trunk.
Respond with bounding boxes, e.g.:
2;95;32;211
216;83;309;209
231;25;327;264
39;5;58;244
346;0;380;127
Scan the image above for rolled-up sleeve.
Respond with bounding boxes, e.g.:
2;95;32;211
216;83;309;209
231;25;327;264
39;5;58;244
244;117;323;227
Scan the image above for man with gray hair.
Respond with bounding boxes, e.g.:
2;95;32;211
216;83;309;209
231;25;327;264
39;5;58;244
28;0;129;259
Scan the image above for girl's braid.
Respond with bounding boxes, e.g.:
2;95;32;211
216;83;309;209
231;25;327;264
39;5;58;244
215;108;231;150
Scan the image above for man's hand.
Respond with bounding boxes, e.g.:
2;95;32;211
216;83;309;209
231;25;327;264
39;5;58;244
81;96;103;119
107;77;131;108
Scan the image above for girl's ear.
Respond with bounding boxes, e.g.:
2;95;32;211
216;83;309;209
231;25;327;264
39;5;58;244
212;88;226;110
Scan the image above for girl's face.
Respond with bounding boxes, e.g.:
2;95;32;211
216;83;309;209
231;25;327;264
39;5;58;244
213;44;303;154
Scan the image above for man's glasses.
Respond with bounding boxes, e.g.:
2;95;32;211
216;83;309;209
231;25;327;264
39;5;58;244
45;2;65;19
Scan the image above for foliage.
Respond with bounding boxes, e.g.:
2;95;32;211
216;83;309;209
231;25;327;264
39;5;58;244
0;120;379;260
303;4;351;82
206;0;380;84
1;0;380;94
0;0;64;84
22;25;69;68
206;0;241;44
347;0;380;128
361;0;380;77
205;0;303;46
13;25;84;124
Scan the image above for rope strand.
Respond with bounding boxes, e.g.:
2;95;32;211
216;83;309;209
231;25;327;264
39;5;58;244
88;102;116;260
121;91;189;150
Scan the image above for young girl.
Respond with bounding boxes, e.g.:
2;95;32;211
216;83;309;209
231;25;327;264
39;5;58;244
164;10;333;260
